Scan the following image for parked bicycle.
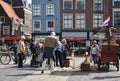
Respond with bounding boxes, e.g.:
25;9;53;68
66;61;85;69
0;48;26;65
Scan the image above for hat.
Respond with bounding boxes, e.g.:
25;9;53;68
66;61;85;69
21;36;25;39
93;40;97;43
50;32;56;36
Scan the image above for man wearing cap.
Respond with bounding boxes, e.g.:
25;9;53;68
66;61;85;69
41;32;58;74
17;36;26;68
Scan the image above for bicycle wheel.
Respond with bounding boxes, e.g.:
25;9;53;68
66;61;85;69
0;54;11;65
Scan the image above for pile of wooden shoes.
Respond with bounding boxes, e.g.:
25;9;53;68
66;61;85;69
54;67;73;72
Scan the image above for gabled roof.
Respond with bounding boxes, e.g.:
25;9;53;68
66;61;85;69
0;0;19;19
3;0;31;10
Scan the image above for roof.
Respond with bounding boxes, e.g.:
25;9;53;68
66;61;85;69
12;0;31;10
12;0;24;6
0;0;19;19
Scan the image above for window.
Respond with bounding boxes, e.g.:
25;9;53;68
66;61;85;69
46;4;54;16
63;14;73;29
75;14;85;29
3;26;10;35
94;0;102;11
113;0;120;7
113;10;120;26
0;16;5;23
76;0;85;10
25;12;31;25
93;14;103;28
33;20;41;31
63;0;73;10
33;5;41;16
46;20;54;32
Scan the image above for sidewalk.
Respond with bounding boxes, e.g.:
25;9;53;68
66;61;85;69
18;56;84;81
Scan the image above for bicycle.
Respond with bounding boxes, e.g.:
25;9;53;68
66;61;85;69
0;48;26;65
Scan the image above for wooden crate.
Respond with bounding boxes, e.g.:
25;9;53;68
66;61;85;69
64;59;70;67
80;64;90;71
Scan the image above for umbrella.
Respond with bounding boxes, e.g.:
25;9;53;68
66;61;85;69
67;37;83;42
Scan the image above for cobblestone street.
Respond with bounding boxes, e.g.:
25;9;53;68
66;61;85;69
0;56;120;81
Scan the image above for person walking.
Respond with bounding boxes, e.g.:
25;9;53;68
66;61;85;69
17;36;26;68
35;39;44;67
39;39;44;66
12;40;18;64
41;32;58;74
55;41;64;68
30;40;37;65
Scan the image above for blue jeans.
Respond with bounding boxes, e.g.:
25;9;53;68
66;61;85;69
91;54;98;64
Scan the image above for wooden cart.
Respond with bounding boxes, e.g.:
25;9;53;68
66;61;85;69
98;45;119;71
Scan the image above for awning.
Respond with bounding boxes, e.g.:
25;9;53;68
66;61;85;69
67;37;83;42
0;36;31;41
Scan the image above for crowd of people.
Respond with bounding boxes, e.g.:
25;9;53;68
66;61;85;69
1;32;69;74
1;31;119;73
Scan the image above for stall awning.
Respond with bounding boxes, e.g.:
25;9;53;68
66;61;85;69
0;36;31;41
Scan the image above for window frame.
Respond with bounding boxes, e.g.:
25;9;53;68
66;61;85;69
0;16;5;23
46;20;55;32
94;0;103;12
33;20;41;32
113;0;120;7
63;0;73;10
33;5;41;16
63;14;73;29
75;0;85;10
93;14;103;28
113;9;120;26
75;13;85;29
46;4;54;16
3;26;10;35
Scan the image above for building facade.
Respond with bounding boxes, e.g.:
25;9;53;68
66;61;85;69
61;0;120;47
0;0;19;36
12;0;32;36
32;0;60;42
0;0;32;36
31;0;120;50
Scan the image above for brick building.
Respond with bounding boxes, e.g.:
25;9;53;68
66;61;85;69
61;0;120;48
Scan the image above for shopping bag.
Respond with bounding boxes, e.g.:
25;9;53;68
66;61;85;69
97;52;101;57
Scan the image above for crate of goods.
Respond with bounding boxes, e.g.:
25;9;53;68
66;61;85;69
80;64;90;71
64;59;70;67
